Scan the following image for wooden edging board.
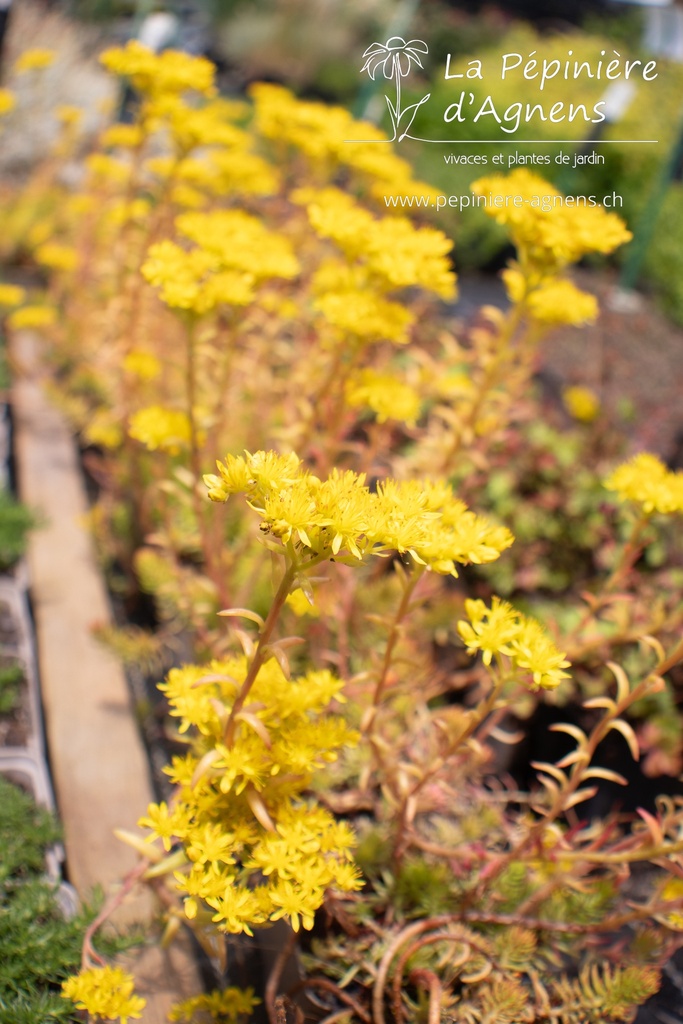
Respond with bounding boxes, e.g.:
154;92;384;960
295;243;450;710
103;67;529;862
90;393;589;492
11;330;201;1023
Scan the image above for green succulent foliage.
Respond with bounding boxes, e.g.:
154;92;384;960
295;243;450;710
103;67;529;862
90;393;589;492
541;880;617;928
550;963;661;1023
0;775;62;882
492;926;537;972
92;621;167;676
473;421;614;596
0;340;10;394
0;491;36;571
353;822;393;877
0;777;137;1024
453;964;660;1024
0;879;86;1023
0;779;78;1022
394;856;456;917
642;185;683;325
494;861;533;912
0;663;23;716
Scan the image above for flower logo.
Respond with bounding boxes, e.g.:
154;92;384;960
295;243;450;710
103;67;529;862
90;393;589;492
361;37;431;142
361;36;428;80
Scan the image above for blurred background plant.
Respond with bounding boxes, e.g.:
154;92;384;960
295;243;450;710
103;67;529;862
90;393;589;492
6;0;683;319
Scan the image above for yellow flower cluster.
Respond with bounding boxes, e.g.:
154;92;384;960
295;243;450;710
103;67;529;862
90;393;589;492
473;170;631;327
176;210;300;282
0;283;25;307
563;385;600;423
505;272;598;326
34;242;78;272
170;987;260;1023
147;96;239;155
85;409;124;450
6;305;56;329
129;406;191;454
61;965;146;1023
100;41;215;98
307;257;415;346
123;349;161;381
302;187;456;300
142;104;278;196
141;211;299;314
604;453;683;515
101;123;144;150
138;657;361;933
252;82;362;162
14;48;55;74
0;88;15;117
660;877;683;930
205;450;513;575
250;82;437;202
458;596;571;690
85;152;130;185
141;240;252;311
56;105;83;128
207;144;279;197
346;369;422;426
473;170;631;261
313;288;414;345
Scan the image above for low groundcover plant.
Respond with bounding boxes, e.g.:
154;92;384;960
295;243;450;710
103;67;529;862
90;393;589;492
2;39;683;1024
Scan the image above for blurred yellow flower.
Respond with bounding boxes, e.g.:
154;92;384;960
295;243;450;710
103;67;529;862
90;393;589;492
605;453;683;515
314;290;414;344
15;48;56;74
472;170;632;265
56;105;82;127
527;279;598;326
123;350;162;381
129;406;192;454
84;410;123;450
34;243;78;272
100;123;144;150
346;370;422;426
100;41;215;98
0;88;15;116
142;240;254;312
563;385;601;423
0;283;26;307
7;305;57;330
170;988;260;1024
286;589;320;617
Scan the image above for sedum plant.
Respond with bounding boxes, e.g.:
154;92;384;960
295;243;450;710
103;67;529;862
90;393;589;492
3;38;683;1024
64;445;683;1024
